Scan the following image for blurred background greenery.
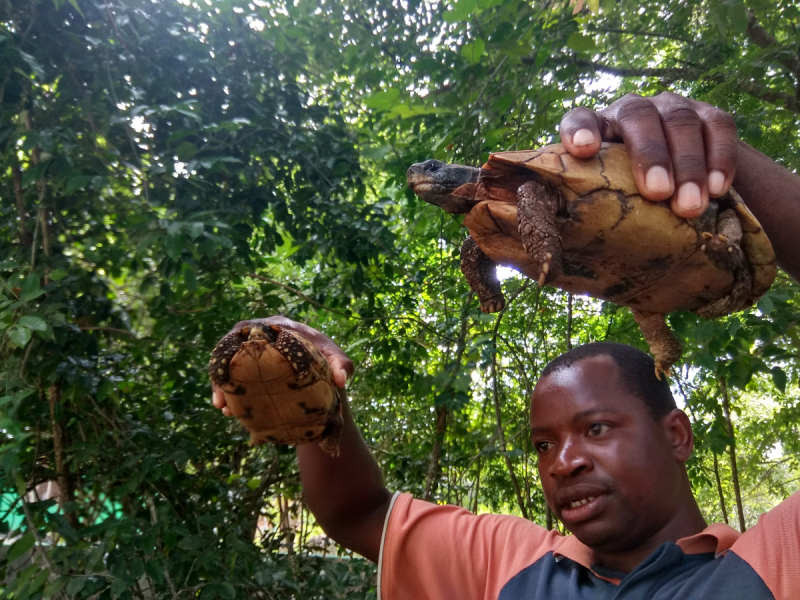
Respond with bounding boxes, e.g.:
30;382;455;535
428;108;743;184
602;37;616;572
1;0;798;597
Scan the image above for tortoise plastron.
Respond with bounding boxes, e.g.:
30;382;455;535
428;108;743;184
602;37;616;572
210;324;342;456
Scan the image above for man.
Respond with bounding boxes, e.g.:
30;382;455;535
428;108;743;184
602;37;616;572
213;93;800;598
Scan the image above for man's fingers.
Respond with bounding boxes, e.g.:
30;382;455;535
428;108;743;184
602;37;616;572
559;106;604;158
327;355;354;388
606;95;676;202
657;98;710;217
212;386;228;410
698;106;738;197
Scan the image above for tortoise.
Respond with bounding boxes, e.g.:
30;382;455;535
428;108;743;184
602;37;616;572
407;142;776;377
209;322;342;456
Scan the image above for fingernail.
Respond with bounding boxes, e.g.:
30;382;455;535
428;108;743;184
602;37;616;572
708;171;726;196
572;128;595;147
645;166;671;194
677;183;703;212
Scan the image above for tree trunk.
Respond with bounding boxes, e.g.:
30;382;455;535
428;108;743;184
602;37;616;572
719;376;746;532
545;292;574;530
712;452;730;526
423;406;448;501
11;161;31;247
492;339;528;519
48;382;77;528
423;313;469;501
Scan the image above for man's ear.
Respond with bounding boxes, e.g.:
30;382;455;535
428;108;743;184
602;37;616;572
662;409;694;463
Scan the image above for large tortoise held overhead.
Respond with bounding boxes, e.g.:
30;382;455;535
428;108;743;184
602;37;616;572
209;323;342;456
407;143;776;377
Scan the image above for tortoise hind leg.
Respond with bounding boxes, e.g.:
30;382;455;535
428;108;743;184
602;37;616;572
631;309;682;379
461;236;505;313
517;178;565;287
696;207;752;319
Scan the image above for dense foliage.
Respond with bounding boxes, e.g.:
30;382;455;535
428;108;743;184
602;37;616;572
1;0;798;597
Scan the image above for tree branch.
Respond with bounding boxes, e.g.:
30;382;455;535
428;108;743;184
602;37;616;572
746;9;800;82
570;58;703;81
736;79;800;114
590;27;694;44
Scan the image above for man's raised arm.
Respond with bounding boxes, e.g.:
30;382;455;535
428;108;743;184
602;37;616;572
212;317;392;563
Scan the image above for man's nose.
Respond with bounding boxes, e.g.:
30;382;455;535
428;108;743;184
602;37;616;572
549;437;591;478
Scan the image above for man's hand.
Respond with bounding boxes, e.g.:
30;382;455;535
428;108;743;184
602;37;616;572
211;316;354;415
560;92;739;219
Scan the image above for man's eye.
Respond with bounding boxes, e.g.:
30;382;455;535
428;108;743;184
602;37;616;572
534;441;552;454
587;423;610;436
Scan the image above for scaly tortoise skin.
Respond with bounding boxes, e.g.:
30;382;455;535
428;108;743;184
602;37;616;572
209;322;342;456
407;142;776;377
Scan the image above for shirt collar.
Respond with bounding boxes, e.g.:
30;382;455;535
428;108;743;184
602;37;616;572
553;522;742;579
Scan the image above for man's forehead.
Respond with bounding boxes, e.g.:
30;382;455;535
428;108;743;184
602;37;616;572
533;355;622;394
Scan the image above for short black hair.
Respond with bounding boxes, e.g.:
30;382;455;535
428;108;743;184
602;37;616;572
539;342;677;421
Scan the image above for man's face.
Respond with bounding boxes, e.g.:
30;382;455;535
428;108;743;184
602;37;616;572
530;355;686;553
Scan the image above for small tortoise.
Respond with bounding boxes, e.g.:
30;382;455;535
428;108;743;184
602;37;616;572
407;142;776;376
209;322;342;456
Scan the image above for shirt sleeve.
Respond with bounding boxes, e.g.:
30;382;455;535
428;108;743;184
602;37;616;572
378;493;564;600
730;488;800;600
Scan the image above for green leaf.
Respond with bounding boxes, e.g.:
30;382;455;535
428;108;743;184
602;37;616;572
187;222;205;240
176;141;197;160
200;583;236;600
8;533;36;562
388;104;441;119
771;367;787;393
66;576;87;596
67;0;85;17
18;315;47;331
8;326;32;347
727;2;748;33
364;89;401;110
48;269;68;281
566;32;597;53
165;235;184;260
461;38;485;64
20;275;43;302
145;561;165;584
443;0;477;22
178;535;205;550
43;576;69;598
130;558;145;578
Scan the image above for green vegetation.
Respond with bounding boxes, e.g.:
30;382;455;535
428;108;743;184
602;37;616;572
1;0;798;597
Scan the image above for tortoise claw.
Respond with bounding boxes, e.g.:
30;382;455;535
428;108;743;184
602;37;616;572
481;298;506;313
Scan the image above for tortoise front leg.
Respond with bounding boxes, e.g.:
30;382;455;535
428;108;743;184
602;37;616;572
461;236;505;313
630;309;682;379
517;178;565;287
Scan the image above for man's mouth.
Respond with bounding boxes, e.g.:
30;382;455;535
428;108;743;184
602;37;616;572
560;494;607;524
568;496;596;509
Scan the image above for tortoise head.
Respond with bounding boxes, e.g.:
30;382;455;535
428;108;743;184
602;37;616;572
407;159;481;214
245;324;281;343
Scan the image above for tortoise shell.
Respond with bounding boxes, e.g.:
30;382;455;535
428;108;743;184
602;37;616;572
466;143;776;313
209;323;342;456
